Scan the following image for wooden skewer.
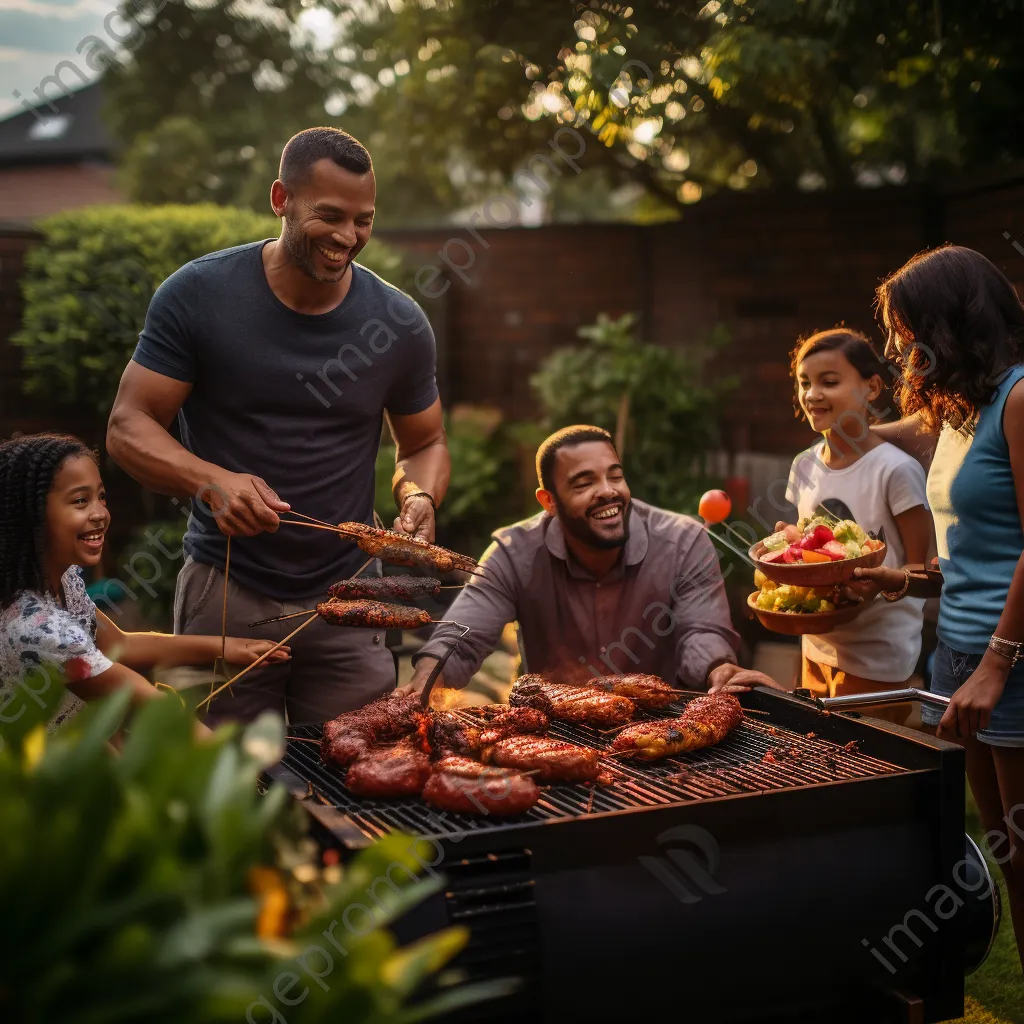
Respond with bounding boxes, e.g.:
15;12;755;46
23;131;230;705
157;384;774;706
285;509;339;530
215;534;231;699
197;613;318;710
280;519;346;534
285;736;322;745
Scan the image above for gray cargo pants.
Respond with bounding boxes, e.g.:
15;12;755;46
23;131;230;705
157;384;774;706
170;556;396;726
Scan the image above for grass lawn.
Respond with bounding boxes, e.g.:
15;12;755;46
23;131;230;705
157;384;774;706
941;792;1022;1024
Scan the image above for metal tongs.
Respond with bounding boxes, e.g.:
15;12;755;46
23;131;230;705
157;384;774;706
419;623;471;707
809;687;951;713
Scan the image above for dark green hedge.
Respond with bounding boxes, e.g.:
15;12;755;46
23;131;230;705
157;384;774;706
12;204;410;416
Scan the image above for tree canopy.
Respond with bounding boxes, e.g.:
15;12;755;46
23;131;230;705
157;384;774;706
103;0;1024;222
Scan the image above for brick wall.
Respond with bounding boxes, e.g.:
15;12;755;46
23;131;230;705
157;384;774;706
0;163;123;224
3;171;1022;460
378;174;1024;454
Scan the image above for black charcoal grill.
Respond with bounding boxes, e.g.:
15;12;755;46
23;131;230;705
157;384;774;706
267;687;999;1024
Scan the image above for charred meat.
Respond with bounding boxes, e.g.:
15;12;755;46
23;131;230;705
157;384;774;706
423;769;540;816
484;734;601;783
346;739;432;798
611;693;743;761
509;675;634;728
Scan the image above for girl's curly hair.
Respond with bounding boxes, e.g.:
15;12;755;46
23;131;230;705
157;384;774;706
0;433;96;609
875;245;1024;430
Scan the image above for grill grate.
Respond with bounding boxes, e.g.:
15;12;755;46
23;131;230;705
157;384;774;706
281;697;905;844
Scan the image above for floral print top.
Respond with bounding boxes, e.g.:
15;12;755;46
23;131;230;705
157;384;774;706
0;567;112;732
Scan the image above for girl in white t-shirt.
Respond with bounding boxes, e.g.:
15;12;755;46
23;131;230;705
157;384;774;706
780;329;933;717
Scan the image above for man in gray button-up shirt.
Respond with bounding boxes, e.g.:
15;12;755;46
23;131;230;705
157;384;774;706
407;426;779;695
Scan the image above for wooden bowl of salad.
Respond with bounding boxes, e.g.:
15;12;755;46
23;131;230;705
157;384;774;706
749;517;886;587
747;589;866;636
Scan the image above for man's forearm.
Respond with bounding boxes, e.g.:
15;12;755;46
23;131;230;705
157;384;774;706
393;438;450;508
108;407;221;498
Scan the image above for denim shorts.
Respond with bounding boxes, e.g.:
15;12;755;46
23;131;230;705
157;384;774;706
920;640;1024;746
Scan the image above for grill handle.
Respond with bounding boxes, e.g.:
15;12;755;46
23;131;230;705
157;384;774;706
814;687;950;712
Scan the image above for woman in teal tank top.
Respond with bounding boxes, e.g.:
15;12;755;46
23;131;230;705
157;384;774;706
868;245;1024;970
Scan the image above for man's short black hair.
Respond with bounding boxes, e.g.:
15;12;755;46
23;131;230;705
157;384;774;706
536;425;617;491
279;127;372;189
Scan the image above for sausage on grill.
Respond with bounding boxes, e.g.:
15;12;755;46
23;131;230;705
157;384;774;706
611;693;744;761
483;734;601;783
336;523;480;575
423;769;540;816
509;675;634;728
327;575;442;602
346;739;432;797
316;599;432;630
582;674;679;709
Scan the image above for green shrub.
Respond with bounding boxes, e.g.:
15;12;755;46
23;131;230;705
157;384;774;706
12;204;410;416
0;674;507;1022
530;312;736;512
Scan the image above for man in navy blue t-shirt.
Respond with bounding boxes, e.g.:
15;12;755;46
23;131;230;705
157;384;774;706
107;127;450;725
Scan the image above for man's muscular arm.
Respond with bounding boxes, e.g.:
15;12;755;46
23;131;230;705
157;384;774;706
107;362;289;536
388;398;450;542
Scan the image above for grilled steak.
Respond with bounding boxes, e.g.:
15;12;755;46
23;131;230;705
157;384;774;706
484;734;601;783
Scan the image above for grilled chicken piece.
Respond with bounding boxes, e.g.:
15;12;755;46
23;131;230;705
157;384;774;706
346;739;432;797
484;734;601;783
582;674;679;709
509;675;634;728
611;693;743;761
423;769;540;816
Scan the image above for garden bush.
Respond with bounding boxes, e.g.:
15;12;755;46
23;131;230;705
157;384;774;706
530;312;736;513
12;204;410;416
0;673;506;1022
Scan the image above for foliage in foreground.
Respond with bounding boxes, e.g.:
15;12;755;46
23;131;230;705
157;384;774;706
0;675;506;1023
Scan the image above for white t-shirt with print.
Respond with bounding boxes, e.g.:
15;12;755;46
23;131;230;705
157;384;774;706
0;566;113;732
786;442;928;682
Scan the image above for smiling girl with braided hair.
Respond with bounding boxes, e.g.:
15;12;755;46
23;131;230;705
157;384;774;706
0;432;289;731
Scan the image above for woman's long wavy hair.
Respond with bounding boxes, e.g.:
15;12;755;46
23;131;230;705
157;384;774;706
0;433;96;609
875;245;1024;430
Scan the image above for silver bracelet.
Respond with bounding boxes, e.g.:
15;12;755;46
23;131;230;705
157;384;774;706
988;635;1024;667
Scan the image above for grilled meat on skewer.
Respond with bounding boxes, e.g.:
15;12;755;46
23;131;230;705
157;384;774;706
423;769;540;816
336;522;480;575
430;706;549;757
316;599;432;630
582;674;679;709
432;755;520;778
346;738;432;797
611;693;743;761
483;734;601;783
509;675;635;728
327;576;442;602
